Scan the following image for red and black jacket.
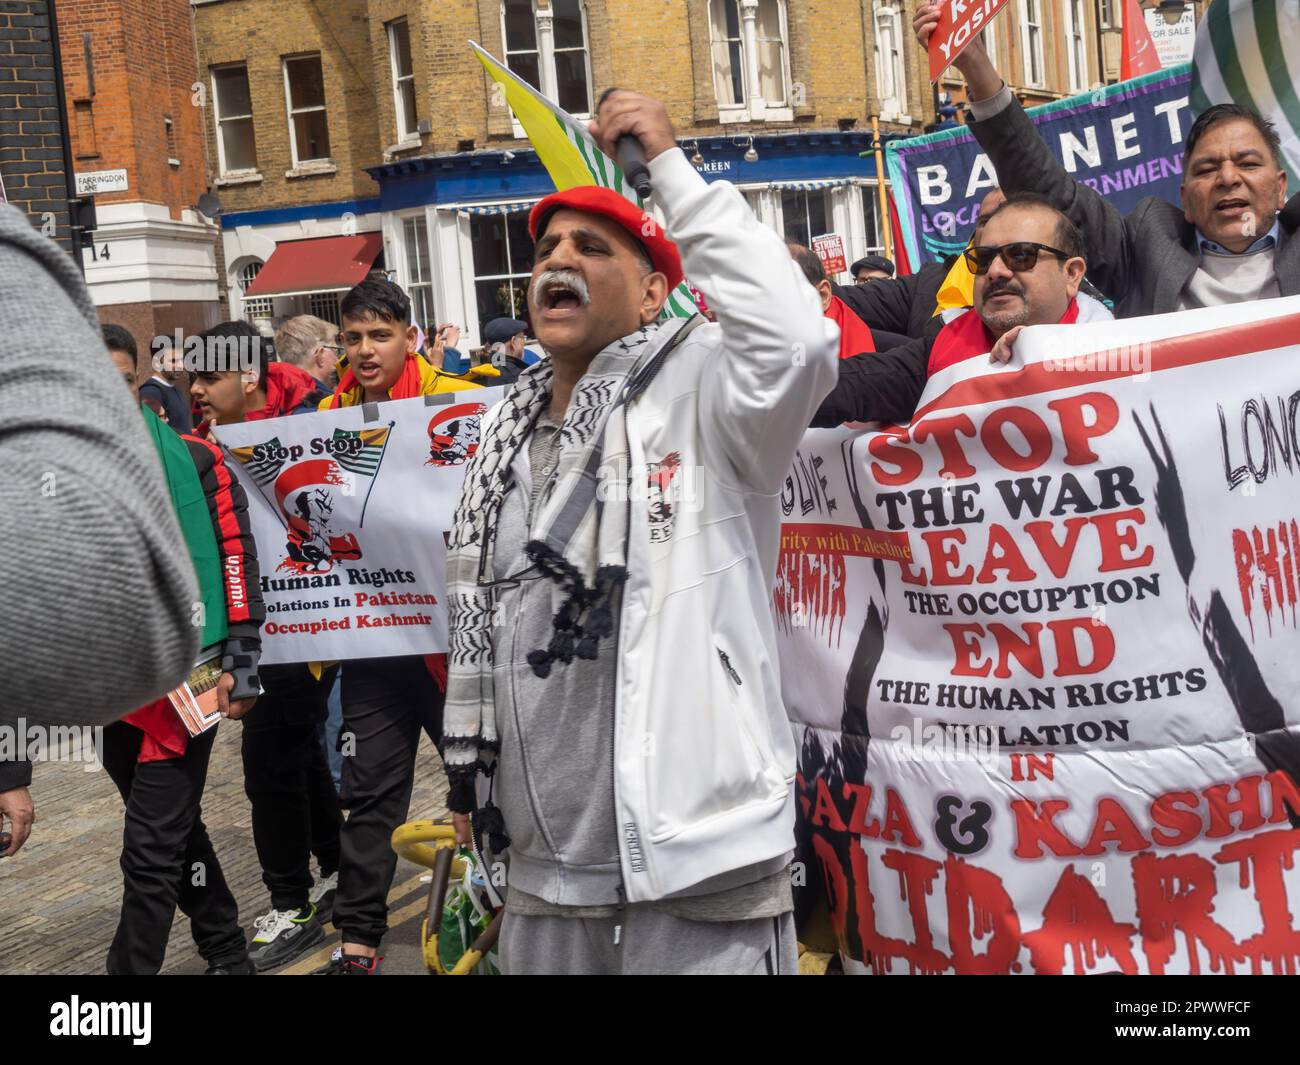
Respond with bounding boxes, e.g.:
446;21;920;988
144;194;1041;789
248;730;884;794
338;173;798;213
118;434;266;765
182;433;265;698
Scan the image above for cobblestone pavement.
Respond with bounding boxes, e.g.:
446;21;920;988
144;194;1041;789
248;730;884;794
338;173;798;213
0;719;448;976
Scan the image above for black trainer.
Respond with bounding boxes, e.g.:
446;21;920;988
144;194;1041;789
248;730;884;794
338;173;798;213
205;956;256;975
247;905;325;971
311;947;383;975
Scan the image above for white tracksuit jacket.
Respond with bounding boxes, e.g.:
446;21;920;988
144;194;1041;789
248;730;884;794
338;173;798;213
584;147;840;900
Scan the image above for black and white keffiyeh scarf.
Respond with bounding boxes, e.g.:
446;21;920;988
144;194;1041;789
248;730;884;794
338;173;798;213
442;315;702;812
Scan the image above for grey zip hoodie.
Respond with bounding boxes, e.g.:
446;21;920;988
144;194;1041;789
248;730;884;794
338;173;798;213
490;420;624;905
489;417;791;916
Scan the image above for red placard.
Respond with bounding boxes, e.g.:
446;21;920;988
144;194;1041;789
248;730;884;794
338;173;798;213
927;0;1011;82
811;233;848;276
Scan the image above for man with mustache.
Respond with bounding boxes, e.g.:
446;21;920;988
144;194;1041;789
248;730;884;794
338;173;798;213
912;2;1299;316
813;193;1107;427
442;89;838;975
833;187;1006;341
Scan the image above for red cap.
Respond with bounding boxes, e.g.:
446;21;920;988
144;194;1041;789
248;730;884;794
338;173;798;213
529;186;684;289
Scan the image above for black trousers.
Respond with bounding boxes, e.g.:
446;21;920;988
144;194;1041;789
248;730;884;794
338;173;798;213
334;656;443;948
241;663;342;911
100;722;247;974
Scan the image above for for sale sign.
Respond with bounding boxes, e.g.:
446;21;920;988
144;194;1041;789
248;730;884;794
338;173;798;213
928;0;1011;82
812;233;848;277
1146;7;1197;69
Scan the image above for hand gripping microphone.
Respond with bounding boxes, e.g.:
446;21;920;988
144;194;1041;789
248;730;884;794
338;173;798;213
598;87;653;198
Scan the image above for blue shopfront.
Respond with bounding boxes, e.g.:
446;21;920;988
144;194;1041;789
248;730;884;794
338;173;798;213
367;129;893;349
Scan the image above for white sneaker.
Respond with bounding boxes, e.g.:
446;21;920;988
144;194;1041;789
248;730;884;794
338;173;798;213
310;871;338;926
247;906;324;971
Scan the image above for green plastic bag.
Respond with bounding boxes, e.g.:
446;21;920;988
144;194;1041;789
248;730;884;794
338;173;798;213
438;847;500;975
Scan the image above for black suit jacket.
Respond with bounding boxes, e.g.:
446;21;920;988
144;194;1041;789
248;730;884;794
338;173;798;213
811;331;937;428
967;97;1300;317
833;258;951;339
1281;192;1300;234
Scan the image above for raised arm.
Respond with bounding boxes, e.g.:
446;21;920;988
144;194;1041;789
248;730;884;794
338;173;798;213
589;91;836;493
810;336;930;428
914;3;1135;299
650;148;840;493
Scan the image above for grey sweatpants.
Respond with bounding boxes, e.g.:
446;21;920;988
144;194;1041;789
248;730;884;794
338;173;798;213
499;907;798;975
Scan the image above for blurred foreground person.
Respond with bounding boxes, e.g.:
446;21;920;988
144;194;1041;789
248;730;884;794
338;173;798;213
0;205;199;730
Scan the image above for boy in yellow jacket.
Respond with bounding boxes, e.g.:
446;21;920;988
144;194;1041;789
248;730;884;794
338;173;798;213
319;278;481;408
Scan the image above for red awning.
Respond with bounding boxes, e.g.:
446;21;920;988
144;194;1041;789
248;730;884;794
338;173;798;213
243;232;383;299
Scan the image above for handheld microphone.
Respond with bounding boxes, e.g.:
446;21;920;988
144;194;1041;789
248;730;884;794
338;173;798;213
598;87;653;199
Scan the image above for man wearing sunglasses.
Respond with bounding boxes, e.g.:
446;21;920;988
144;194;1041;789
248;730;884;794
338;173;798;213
912;3;1299;317
833;188;1007;342
813;193;1110;427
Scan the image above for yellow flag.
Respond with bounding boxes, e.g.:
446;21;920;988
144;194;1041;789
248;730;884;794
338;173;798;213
933;250;976;316
470;41;700;318
471;41;635;197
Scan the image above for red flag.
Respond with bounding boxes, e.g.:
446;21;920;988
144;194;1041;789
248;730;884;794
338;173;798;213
1120;0;1161;80
888;198;911;277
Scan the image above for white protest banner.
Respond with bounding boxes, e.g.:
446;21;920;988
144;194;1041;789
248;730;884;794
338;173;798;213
213;390;501;664
776;297;1300;974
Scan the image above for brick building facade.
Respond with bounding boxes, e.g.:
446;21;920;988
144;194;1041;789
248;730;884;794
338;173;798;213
0;0;73;254
191;0;1207;343
192;0;385;326
55;0;221;363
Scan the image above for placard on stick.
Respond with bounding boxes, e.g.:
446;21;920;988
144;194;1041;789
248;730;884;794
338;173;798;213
812;233;848;276
928;0;1010;82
